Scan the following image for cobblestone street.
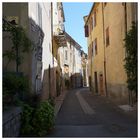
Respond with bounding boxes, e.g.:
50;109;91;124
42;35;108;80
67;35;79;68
49;88;137;137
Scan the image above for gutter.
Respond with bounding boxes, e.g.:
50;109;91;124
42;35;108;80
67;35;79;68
102;3;108;97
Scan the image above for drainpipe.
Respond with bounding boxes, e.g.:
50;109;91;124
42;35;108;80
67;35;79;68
51;2;54;67
50;2;53;98
124;3;127;35
102;3;108;97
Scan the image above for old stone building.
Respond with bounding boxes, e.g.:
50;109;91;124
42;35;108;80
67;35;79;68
52;2;67;95
3;3;55;100
58;32;83;89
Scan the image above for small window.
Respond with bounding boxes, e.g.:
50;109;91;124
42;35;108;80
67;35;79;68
84;25;89;37
93;11;96;27
95;38;97;55
92;41;94;57
106;27;110;47
88;46;90;58
89;44;92;59
91;17;93;30
65;50;68;60
104;2;107;7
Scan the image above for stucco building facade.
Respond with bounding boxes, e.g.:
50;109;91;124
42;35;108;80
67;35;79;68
3;3;56;100
58;32;83;88
84;2;137;104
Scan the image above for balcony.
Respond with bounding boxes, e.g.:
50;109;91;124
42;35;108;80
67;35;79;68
54;23;65;35
53;23;67;46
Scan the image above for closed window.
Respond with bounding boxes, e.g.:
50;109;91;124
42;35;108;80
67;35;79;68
65;50;68;60
106;27;110;46
92;41;94;57
104;2;107;7
84;25;89;37
94;38;97;55
88;46;90;58
93;11;96;27
90;17;93;31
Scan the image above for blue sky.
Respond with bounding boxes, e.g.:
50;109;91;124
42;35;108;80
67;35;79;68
63;2;93;53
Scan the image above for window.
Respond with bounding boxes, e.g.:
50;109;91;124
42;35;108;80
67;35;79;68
84;25;89;37
90;43;92;58
91;39;97;58
106;27;110;46
104;2;107;7
65;50;68;60
91;41;94;57
90;17;93;31
88;44;91;59
93;11;96;27
94;38;98;55
88;46;90;59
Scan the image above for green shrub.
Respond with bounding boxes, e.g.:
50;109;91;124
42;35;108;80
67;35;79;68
3;72;29;94
20;101;55;137
20;104;34;136
32;101;55;136
3;72;29;106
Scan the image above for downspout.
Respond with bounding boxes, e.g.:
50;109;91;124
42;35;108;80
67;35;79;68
51;2;54;67
124;3;127;35
102;3;108;97
91;44;92;91
50;2;53;99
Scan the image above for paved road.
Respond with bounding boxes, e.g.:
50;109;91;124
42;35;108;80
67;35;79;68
48;88;137;137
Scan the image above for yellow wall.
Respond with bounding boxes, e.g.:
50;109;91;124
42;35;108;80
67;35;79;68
104;3;127;84
87;3;105;95
86;2;137;103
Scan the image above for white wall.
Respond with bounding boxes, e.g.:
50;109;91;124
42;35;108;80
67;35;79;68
29;2;53;79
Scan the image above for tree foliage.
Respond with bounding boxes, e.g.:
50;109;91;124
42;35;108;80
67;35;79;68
124;22;137;94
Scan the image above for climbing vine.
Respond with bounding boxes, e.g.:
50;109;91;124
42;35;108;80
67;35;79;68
3;19;32;72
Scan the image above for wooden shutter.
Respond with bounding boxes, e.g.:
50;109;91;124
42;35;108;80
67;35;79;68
94;11;96;27
106;27;109;46
84;25;89;37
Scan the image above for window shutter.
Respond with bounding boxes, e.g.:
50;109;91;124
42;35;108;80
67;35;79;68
84;25;89;37
94;11;96;27
106;27;109;46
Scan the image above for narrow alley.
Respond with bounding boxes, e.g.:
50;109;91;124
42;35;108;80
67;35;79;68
49;88;137;137
2;2;138;138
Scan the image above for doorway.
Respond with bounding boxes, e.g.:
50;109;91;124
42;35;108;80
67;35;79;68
94;72;98;94
99;74;104;95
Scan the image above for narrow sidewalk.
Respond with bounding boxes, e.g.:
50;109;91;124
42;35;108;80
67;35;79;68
54;90;68;117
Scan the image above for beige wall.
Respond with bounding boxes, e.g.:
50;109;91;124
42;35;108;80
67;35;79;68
85;2;137;104
104;3;126;84
103;3;128;102
87;3;105;95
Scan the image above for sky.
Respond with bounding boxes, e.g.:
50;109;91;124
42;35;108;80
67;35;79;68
63;2;93;53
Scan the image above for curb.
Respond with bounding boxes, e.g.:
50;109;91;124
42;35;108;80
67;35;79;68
54;90;68;117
